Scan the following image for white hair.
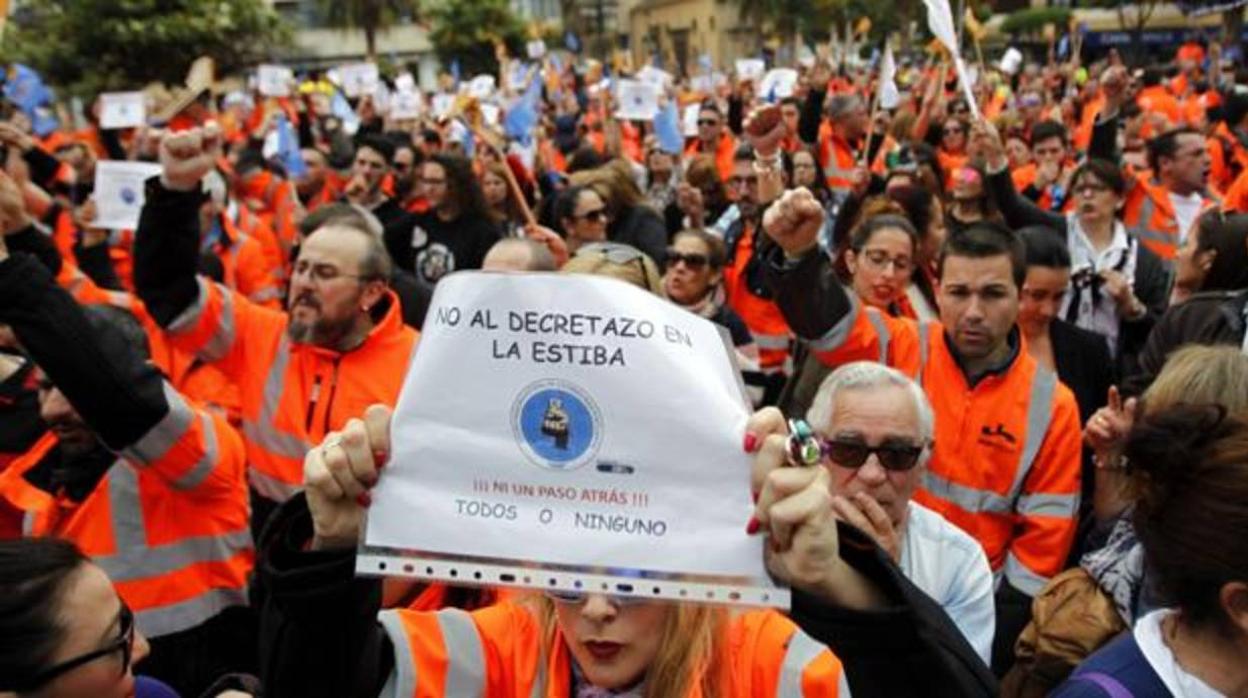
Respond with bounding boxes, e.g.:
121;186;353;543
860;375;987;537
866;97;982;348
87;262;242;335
805;361;935;466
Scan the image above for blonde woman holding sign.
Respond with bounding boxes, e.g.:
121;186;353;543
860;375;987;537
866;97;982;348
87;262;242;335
255;405;997;697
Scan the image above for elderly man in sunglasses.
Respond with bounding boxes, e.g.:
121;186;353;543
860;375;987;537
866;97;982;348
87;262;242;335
781;360;995;665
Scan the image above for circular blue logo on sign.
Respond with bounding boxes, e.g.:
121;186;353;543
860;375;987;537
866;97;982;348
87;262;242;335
120;187;137;205
512;380;602;471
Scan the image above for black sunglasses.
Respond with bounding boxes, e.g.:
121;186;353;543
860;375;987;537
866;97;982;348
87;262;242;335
821;439;925;471
665;249;710;270
573;208;609;223
26;603;135;689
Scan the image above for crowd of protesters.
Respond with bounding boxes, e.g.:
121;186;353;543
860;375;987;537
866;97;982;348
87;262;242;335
2;31;1248;698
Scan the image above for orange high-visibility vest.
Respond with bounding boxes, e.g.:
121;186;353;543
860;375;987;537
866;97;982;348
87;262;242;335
214;213;283;308
818;128;858;194
723;222;792;373
379;602;848;696
163;280;418;501
685;132;738;182
805;297;1081;594
0;404;251;639
1121;172;1217;261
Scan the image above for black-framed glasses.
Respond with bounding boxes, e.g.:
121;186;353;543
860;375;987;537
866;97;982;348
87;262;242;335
697;119;720;127
821;439;925;471
665;249;710;271
572;207;609;223
27;603;135;689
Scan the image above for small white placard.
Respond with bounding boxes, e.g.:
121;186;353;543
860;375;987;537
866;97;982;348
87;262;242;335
469;75;497;100
93;161;163;230
98;92;146;130
257;64;294;97
614;79;660;121
526;40;547;59
339;62;380;98
735;59;766;82
759;68;799;99
390;91;423;120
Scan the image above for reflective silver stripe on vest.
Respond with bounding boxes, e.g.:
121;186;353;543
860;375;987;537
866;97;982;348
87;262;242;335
1003;551;1050;596
777;628;837;697
811;293;861;353
249;286;283;303
754;332;791;351
96;527;252;583
169;280;237;363
865;309;891;364
1015;492;1079;518
378;610;418;698
122;383;194;467
134;585;247;638
240;334;312;473
22;510;36;536
169;411;221;491
1128;197;1174;250
529;658;546;698
920;471;1015;514
438;609;487;696
917;321;931;383
100;465;250;637
921;365;1060;515
167;277;211;334
1011;367;1058;496
248;468;302;502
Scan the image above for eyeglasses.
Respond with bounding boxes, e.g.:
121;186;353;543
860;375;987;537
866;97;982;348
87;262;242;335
665;249;710;271
27;604;135;689
572;207;609;223
1074;182;1111;197
697;119;720;127
821;438;925;471
292;259;372;284
861;249;913;274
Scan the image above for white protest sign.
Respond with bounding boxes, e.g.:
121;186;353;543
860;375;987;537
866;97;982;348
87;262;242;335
432;93;455;118
98;92;146;129
390;91;423;120
690;74;716;94
636;65;673;90
999;47;1023;75
469;74;497;100
614;79;660;121
92;161;163;230
527;40;547;59
682;103;700;137
395;72;416;94
361;273;783;607
338;62;380;98
257;64;294;97
735;58;766;82
759;68;799;99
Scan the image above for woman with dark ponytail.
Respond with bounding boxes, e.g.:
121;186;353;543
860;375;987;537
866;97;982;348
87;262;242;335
1054;403;1248;696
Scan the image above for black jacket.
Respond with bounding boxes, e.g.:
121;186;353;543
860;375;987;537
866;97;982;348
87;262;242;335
256;495;997;698
1124;289;1248;396
608;204;668;266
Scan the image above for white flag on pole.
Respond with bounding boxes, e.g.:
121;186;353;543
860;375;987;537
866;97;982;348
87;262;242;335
877;46;900;110
922;0;980;118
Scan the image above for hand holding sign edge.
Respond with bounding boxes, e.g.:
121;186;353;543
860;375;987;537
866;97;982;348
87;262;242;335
307;404;392;551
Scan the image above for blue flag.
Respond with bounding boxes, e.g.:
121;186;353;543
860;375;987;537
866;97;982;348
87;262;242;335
654;101;684;155
504;74;542;145
449;58;462;85
276;115;307;178
564;31;582;54
4;64;58;136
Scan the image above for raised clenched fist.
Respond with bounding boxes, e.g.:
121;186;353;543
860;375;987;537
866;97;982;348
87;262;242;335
762;188;824;258
158;125;223;192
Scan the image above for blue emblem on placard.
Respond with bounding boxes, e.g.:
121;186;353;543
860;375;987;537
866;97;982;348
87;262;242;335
512;380;602;471
120;187;137;205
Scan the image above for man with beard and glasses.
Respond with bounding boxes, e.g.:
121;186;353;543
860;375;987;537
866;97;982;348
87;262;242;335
133;125;418;530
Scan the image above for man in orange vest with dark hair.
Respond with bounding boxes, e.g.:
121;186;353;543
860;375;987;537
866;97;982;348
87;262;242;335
684;102;737;181
806;94;867;195
133;125;419;524
760;189;1081;672
1094;68;1216;261
0;233;252;697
